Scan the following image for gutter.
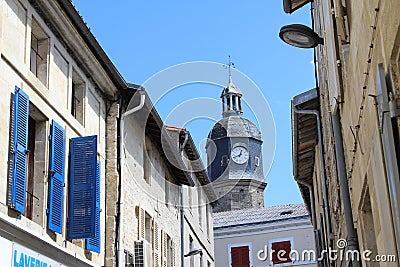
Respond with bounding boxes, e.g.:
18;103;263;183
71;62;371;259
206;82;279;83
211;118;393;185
180;185;185;267
117;89;146;267
295;179;320;264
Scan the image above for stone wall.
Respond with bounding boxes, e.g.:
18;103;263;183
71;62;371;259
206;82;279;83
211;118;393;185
213;180;265;213
104;101;119;267
311;0;400;265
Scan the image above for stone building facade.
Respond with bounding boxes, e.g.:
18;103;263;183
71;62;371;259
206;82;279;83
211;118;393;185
118;98;216;267
290;0;400;266
0;0;122;265
0;1;216;266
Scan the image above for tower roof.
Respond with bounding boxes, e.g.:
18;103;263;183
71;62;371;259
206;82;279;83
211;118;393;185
208;116;262;142
220;76;242;97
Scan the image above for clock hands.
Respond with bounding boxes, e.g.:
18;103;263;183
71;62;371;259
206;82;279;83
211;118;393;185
232;150;243;159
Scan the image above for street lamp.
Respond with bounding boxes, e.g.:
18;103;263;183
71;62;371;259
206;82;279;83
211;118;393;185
279;24;324;49
185;248;203;266
184;248;203;257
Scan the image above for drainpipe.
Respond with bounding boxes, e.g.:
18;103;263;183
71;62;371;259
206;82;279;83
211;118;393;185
181;185;185;267
293;106;331;266
180;130;189;267
117;90;146;267
296;179;317;229
331;111;361;267
296;179;321;260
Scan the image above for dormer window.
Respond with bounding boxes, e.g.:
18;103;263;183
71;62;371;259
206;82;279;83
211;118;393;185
280;210;293;216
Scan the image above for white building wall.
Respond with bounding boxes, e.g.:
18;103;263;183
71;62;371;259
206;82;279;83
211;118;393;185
0;0;114;265
181;150;215;267
214;219;317;267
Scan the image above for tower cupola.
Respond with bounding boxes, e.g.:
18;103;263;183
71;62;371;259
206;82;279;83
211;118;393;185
221;58;243;117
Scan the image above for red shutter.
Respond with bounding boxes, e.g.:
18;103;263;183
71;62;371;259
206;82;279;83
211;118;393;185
271;241;292;264
231;246;250;267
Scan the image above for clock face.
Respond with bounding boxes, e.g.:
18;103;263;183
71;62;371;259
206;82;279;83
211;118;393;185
231;146;249;164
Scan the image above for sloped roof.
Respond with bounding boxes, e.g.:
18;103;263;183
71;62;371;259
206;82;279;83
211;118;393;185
165;126;217;202
213;203;309;228
208;116;262;142
220;76;242;97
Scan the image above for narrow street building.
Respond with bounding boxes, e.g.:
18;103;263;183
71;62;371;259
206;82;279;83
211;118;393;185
289;0;400;266
214;204;316;266
119;95;216;266
0;0;123;265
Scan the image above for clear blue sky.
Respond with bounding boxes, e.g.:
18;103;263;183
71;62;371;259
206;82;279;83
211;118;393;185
72;1;315;206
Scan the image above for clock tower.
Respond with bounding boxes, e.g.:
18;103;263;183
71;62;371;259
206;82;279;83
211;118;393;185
206;67;266;212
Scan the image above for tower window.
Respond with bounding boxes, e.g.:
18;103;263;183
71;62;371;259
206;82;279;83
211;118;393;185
221;155;229;166
255;156;260;167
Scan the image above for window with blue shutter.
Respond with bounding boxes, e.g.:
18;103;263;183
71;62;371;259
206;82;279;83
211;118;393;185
86;160;101;253
68;135;97;239
11;86;29;214
47;120;65;233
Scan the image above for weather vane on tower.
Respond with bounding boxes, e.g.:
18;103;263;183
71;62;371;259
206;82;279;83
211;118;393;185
224;55;235;78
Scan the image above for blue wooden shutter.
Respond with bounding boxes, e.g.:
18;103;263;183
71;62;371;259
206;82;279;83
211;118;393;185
86;160;101;252
68;135;97;239
11;86;29;214
47;120;65;233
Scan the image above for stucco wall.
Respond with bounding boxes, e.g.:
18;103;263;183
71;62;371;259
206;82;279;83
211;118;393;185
214;219;316;267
